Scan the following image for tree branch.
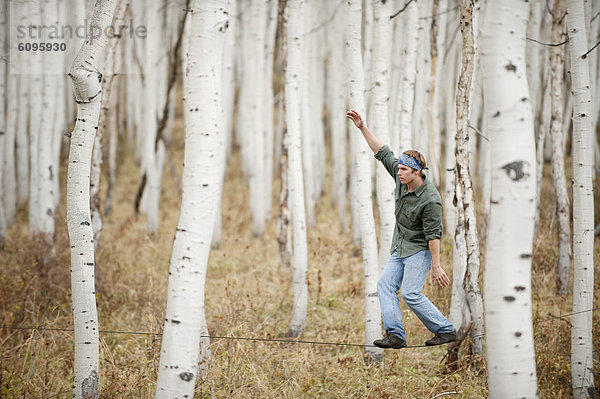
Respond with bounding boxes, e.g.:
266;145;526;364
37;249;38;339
390;0;415;19
526;37;568;46
582;38;600;59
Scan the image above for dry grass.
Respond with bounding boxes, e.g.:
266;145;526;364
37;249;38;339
1;122;599;398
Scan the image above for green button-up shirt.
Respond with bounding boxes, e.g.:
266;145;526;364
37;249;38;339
375;145;444;259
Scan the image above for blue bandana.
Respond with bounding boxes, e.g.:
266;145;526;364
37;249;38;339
398;154;423;171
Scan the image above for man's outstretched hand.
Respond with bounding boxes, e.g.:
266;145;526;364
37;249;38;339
346;110;365;129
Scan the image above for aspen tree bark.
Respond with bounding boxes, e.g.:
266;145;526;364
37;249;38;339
299;0;317;227
277;0;292;270
155;1;227;396
412;0;432;158
533;67;550;236
28;1;43;238
67;1;117;397
327;0;348;232
286;0;309;338
371;0;395;272
36;0;60;255
432;0;449;167
213;0;237;247
347;0;382;363
91;0;129;249
453;0;484;360
248;0;269;236
396;0;418;152
15;4;29;208
3;72;16;228
139;0;167;234
566;0;596;396
481;1;538;397
443;22;460;236
548;0;571;296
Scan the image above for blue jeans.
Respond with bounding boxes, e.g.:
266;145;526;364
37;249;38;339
377;249;455;341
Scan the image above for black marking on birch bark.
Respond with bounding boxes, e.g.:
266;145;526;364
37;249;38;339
514;331;522;337
176;228;187;232
367;292;378;297
503;296;516;302
80;221;90;226
520;253;532;259
514;286;526;292
505;61;517;72
493;111;500;117
46;208;53;216
182;256;191;261
179;372;194;382
81;370;98;399
171;319;181;324
65;133;72;138
501;161;530;181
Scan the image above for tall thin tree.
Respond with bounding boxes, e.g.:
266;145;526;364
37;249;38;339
67;1;117;397
566;0;595;396
548;0;571;296
481;0;539;396
347;0;382;363
154;1;228;396
285;0;309;338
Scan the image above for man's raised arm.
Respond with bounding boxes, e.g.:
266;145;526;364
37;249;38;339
346;110;383;154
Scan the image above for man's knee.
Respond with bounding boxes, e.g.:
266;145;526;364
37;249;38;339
377;277;396;294
400;290;421;304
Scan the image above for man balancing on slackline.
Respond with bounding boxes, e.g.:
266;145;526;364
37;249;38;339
347;110;457;349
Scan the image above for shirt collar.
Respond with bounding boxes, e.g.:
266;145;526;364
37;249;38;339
401;174;428;197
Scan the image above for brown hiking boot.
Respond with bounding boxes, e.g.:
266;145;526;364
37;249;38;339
425;331;458;346
373;333;407;349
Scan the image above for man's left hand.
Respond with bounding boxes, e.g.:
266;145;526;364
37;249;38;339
431;265;450;288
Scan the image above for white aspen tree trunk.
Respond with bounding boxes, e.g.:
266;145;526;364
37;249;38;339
533;66;550;236
566;0;596;396
15;3;29;208
222;0;236;162
428;0;443;186
247;0;268;236
37;0;60;254
28;1;43;238
527;0;543;117
443;20;460;236
548;0;571;296
454;0;484;359
213;0;236;248
327;0;348;232
277;0;292;270
91;0;129;248
265;0;278;221
155;2;227;396
139;1;167;234
372;0;394;272
309;5;326;204
285;0;309;338
347;0;382;363
2;1;17;226
481;1;539;397
432;0;449;170
4;70;17;228
396;0;418;152
67;1;117;397
300;0;316;227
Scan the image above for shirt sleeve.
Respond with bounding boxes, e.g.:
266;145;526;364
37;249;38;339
422;200;443;240
374;145;398;179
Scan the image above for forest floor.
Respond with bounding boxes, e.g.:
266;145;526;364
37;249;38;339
1;118;600;398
